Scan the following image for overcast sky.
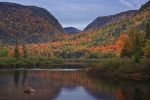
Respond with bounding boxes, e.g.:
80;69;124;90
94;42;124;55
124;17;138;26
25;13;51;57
0;0;149;30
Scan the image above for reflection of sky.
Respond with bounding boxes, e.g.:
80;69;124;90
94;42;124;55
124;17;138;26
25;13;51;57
55;87;99;100
0;0;148;30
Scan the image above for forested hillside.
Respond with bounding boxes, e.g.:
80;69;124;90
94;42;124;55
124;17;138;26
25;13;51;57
0;1;150;59
0;2;63;45
84;10;137;31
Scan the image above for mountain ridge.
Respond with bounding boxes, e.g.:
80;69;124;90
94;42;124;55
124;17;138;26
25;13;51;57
64;27;81;34
0;2;64;45
84;10;137;31
140;0;150;10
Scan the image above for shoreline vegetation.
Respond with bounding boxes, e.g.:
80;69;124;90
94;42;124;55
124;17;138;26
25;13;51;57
0;57;64;68
0;57;149;80
0;57;93;69
86;58;150;81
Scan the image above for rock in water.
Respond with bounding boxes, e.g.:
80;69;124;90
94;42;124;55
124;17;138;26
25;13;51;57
24;87;36;95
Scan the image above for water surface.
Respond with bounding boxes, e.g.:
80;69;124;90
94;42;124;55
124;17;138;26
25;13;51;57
0;69;149;100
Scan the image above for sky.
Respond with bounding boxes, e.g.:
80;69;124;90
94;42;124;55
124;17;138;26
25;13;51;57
0;0;149;30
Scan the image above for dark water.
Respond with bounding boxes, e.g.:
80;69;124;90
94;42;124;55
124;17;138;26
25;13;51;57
0;69;149;100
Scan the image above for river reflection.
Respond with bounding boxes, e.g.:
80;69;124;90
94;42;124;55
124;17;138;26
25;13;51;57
0;69;149;100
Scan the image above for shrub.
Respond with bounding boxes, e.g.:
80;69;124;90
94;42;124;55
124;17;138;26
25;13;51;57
0;48;8;57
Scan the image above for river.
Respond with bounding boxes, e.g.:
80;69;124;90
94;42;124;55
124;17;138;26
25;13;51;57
0;69;149;100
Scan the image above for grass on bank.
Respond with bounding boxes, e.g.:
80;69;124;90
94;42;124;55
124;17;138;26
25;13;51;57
0;56;64;67
87;57;150;80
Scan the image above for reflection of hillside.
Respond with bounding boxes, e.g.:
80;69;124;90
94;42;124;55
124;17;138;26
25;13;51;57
30;70;115;99
0;70;150;100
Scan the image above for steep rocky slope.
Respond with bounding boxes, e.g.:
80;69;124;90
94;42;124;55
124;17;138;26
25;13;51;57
0;2;64;44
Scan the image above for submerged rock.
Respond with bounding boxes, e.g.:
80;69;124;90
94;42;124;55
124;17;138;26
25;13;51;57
24;87;35;95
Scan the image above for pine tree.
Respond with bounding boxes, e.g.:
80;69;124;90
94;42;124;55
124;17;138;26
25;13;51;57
14;41;20;58
23;44;28;58
145;20;150;40
144;40;150;58
120;28;144;59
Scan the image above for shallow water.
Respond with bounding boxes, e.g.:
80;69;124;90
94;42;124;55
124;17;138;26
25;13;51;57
0;69;149;100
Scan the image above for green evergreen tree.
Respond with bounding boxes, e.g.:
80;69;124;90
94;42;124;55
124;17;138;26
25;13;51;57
145;20;150;40
23;44;28;58
14;41;20;58
121;28;144;60
143;20;150;58
144;40;150;58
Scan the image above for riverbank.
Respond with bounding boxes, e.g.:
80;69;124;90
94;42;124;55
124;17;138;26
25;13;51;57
0;57;63;68
0;57;90;69
0;57;150;80
86;58;150;80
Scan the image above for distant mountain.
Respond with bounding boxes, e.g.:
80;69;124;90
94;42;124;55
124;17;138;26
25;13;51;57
140;0;150;10
71;1;150;47
84;10;137;31
0;2;64;45
64;27;81;34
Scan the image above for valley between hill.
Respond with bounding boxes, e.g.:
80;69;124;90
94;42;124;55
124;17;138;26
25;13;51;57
0;1;150;80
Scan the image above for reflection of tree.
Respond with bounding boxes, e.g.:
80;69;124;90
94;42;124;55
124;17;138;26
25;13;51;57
13;70;20;87
116;88;125;100
22;70;27;85
0;70;150;100
133;88;143;100
31;71;115;100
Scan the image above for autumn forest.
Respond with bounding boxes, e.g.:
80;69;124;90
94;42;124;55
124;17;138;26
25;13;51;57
0;1;150;79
